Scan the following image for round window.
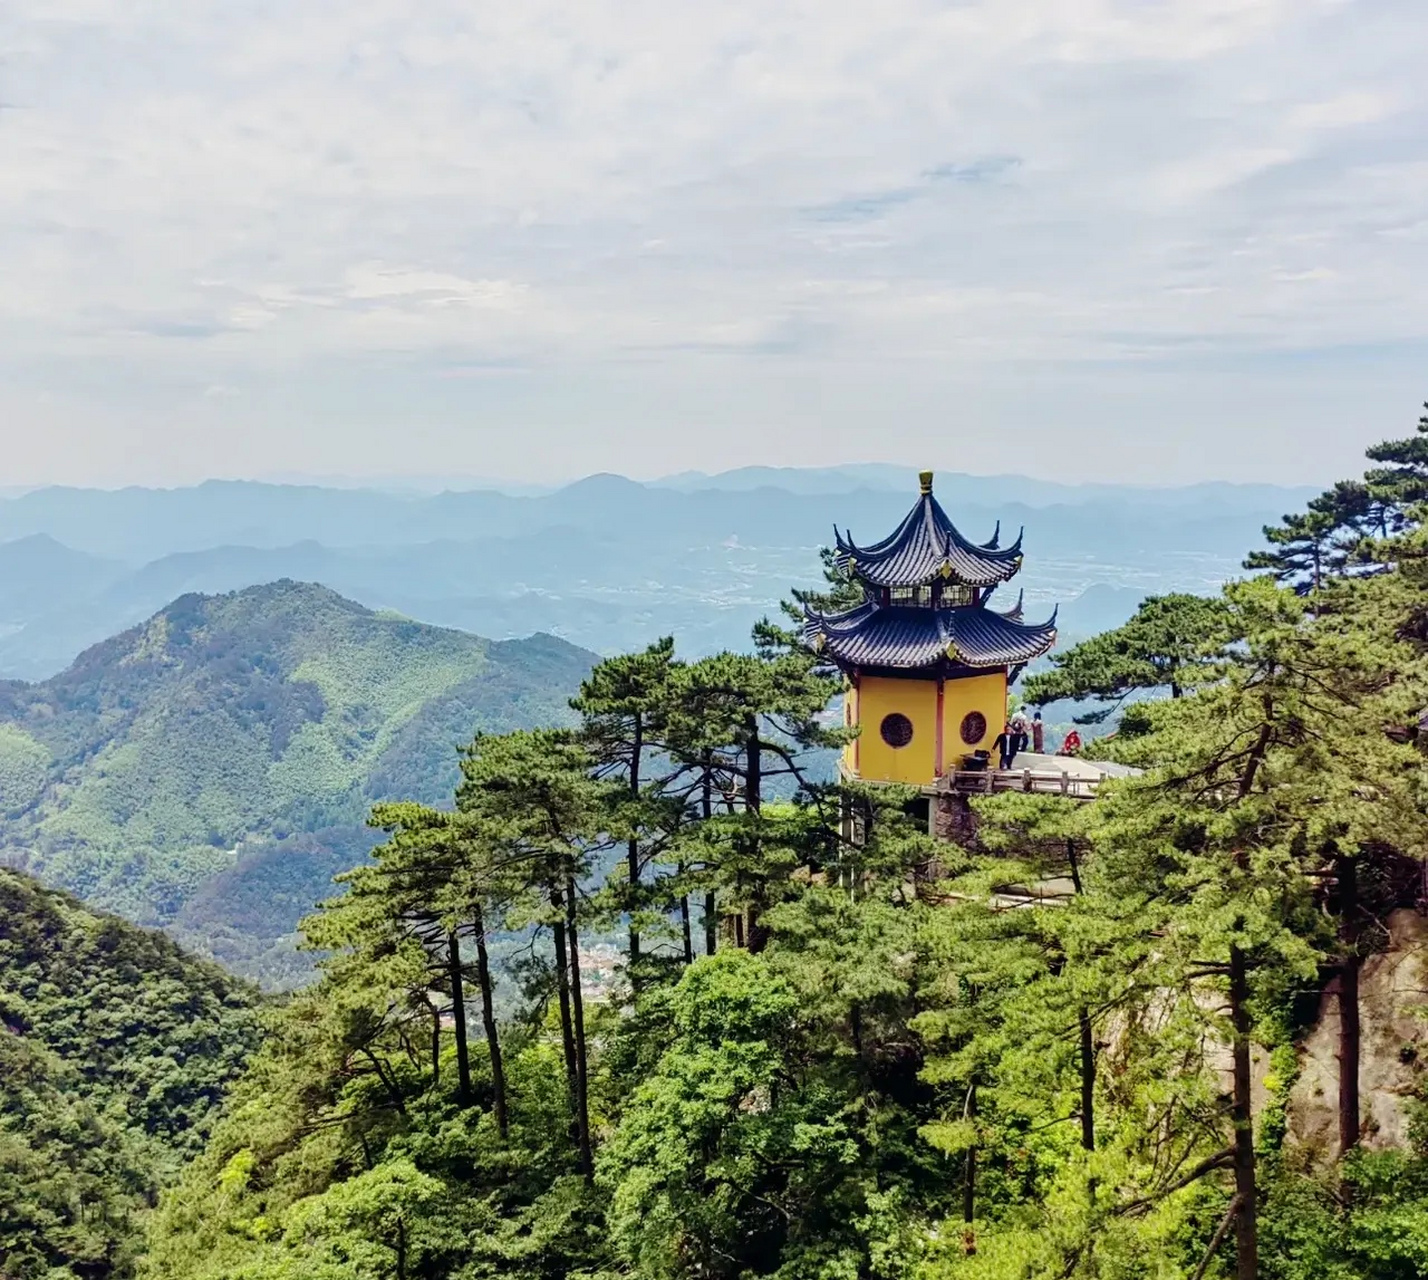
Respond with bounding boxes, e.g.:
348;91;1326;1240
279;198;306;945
880;712;914;748
960;710;987;746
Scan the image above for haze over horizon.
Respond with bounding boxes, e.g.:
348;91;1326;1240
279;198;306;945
4;1;1425;488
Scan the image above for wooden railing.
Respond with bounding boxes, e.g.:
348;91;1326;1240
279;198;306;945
942;766;1104;800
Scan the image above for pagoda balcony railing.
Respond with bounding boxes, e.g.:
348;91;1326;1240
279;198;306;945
940;766;1102;800
839;760;1115;801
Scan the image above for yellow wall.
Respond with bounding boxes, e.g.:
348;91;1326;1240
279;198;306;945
844;670;1008;786
853;676;939;784
940;671;1007;768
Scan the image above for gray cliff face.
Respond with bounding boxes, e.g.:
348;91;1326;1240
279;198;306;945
1289;909;1428;1166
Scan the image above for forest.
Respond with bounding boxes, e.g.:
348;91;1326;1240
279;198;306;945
0;870;260;1276
0;581;593;985
10;407;1428;1280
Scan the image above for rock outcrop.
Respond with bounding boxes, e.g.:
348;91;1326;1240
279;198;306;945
1289;908;1428;1165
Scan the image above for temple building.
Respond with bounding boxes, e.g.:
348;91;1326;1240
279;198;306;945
804;470;1058;788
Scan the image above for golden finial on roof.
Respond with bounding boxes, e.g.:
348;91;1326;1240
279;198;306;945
919;470;934;495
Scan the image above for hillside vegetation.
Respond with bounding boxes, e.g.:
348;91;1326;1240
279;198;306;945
0;868;260;1279
144;406;1428;1280
0;581;594;979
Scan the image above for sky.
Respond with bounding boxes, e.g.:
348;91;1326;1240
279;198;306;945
2;0;1426;489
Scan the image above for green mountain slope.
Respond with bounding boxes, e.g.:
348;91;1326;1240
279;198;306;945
0;867;260;1279
0;582;594;976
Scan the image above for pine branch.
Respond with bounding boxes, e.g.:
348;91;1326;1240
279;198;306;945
1117;1147;1234;1217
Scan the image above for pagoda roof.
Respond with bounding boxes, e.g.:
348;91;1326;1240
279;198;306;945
804;598;1057;672
833;476;1023;588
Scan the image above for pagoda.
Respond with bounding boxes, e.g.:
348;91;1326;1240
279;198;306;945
804;470;1058;787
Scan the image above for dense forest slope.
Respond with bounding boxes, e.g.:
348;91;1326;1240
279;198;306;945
0;582;594;980
0;868;260;1279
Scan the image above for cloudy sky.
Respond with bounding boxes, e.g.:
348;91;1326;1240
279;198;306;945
2;0;1425;488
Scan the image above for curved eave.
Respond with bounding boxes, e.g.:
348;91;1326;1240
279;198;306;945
1001;591;1025;622
833;494;1024;588
804;602;1057;671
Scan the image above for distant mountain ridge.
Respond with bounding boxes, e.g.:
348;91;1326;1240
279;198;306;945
0;581;596;983
650;463;1318;509
0;470;1317;561
0;470;1313;680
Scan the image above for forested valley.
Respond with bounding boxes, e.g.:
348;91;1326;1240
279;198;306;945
12;407;1428;1280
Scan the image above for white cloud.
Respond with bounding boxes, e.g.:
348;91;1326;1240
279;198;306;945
0;0;1424;484
1290;90;1401;130
343;265;526;309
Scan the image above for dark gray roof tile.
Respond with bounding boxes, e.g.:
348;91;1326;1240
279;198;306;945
833;489;1023;588
804;601;1057;670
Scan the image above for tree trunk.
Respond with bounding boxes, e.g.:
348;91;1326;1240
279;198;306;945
702;761;716;956
1224;717;1269;1277
963;1082;978;1227
565;871;594;1181
1066;839;1095;1152
550;884;581;1149
628;714;643;982
1066;839;1083;894
746;721;762;814
428;1000;441;1086
446;929;473;1106
745;720;769;953
471;902;508;1140
680;886;693;965
1337;855;1361;1156
1229;944;1259;1280
1079;1008;1095;1152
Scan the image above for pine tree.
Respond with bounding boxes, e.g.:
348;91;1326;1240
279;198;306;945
663;651;841;950
1364;399;1428;513
457;728;614;1180
1078;579;1425;1277
572;638;681;985
1244;507;1342;594
1023;593;1233;721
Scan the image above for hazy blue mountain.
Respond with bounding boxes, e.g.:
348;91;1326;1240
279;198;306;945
0;469;1315;679
0;471;1316;559
0;535;124;616
653;463;920;494
653;463;1319;510
1054;584;1148;639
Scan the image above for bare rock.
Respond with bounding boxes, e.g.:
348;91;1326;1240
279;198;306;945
1288;908;1428;1166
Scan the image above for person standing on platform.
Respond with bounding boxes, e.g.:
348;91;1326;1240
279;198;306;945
1031;711;1044;754
1009;709;1030;757
996;722;1017;770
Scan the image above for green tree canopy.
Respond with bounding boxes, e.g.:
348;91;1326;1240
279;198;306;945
1022;593;1233;721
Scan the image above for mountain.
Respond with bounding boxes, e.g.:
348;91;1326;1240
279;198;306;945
653;464;1321;510
0;472;1315;680
0;867;260;1279
0;474;1318;563
0;582;596;982
1055;583;1148;639
0;533;123;604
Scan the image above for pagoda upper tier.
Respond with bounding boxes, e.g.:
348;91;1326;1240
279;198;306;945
833;470;1023;588
805;470;1058;677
